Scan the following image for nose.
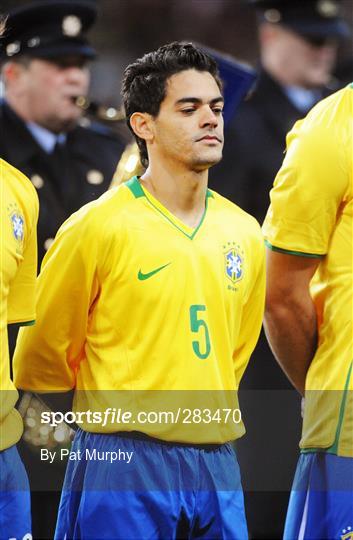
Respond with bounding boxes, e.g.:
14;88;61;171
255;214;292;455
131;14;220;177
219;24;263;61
200;105;219;128
64;66;89;86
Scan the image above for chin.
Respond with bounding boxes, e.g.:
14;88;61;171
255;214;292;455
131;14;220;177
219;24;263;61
194;151;222;169
306;71;331;88
55;117;80;133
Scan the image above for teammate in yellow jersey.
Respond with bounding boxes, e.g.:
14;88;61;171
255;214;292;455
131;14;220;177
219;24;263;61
0;159;38;539
263;84;353;539
14;42;265;539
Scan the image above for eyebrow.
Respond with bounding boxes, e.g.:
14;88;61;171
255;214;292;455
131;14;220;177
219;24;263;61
175;96;224;106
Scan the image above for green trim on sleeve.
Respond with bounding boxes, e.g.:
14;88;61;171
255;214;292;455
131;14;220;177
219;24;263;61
126;176;145;198
264;240;324;259
8;319;35;327
20;320;36;326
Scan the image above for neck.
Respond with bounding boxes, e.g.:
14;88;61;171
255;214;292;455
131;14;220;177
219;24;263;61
140;160;209;229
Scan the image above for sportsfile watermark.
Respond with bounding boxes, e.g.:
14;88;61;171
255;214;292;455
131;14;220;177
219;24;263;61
41;407;242;428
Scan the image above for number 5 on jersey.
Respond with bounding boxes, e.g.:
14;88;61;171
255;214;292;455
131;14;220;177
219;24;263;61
189;304;211;359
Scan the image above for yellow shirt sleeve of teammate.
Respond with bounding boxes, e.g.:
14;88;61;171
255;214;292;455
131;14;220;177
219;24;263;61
7;194;39;324
13;205;100;392
263;111;350;255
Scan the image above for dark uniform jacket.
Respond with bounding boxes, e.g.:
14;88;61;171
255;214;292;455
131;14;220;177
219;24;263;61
210;69;333;224
0;100;126;263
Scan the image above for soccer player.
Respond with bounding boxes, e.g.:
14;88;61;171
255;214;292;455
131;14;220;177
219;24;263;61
14;42;265;539
0;159;39;538
263;84;353;538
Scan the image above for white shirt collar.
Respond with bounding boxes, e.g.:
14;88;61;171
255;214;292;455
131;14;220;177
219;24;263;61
27;122;66;153
283;85;322;113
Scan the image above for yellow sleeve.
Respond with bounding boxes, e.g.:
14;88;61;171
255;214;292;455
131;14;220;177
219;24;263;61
7;173;39;324
13;207;100;392
234;230;266;383
263;114;350;255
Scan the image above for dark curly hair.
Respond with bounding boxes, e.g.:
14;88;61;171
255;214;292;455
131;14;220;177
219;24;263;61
121;41;222;169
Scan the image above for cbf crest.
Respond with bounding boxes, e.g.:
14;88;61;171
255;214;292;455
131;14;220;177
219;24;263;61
224;242;244;284
7;203;24;242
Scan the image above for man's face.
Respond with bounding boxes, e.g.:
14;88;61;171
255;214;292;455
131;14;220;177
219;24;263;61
151;69;224;172
261;24;338;88
13;56;90;132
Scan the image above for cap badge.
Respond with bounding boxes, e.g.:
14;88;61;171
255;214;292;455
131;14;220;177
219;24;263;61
264;8;282;23
6;41;20;57
27;37;40;48
62;15;82;37
317;0;339;18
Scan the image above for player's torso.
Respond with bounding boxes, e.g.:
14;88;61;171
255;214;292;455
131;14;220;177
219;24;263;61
79;179;256;393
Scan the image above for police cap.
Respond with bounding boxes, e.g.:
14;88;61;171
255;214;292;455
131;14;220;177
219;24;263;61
1;0;97;61
250;0;350;38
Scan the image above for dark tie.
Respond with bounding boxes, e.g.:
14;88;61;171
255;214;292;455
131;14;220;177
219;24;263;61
50;139;74;205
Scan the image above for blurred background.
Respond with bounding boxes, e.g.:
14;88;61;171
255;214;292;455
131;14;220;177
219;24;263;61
2;0;352;108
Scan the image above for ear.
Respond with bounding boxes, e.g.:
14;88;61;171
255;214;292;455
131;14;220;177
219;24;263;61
129;112;154;143
258;22;279;45
2;61;26;84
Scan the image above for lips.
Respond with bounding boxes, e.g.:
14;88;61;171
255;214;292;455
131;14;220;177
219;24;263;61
198;135;222;142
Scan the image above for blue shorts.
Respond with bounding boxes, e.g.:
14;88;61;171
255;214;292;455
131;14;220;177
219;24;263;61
0;445;32;540
284;452;353;540
55;429;248;539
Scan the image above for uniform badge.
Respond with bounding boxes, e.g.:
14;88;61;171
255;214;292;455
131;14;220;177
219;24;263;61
31;174;44;189
10;212;25;242
6;41;20;56
86;169;104;185
341;527;353;540
224;243;244;284
62;15;82;37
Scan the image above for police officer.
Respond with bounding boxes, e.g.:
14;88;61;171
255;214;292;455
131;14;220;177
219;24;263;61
210;0;350;223
0;2;127;537
208;2;350;538
0;0;127;264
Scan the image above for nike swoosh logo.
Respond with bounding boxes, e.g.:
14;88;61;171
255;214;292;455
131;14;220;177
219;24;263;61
138;263;171;281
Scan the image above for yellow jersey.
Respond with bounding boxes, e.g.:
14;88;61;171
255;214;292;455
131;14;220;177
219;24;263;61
14;177;265;444
1;159;38;451
263;85;353;457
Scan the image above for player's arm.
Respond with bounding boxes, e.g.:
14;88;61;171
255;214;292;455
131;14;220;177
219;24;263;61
263;106;349;394
13;207;100;393
264;250;320;395
233;229;266;382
